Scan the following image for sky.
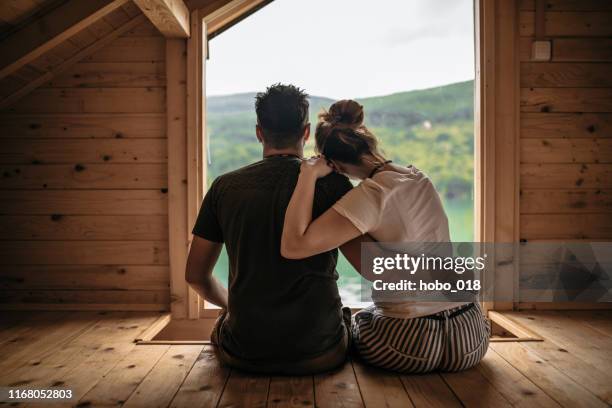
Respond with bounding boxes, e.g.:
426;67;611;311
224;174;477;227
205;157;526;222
206;0;475;99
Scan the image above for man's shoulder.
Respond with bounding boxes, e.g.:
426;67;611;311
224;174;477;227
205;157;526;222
313;172;353;209
317;172;352;191
212;159;301;190
212;160;265;184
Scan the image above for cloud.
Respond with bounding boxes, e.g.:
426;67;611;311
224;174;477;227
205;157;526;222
382;0;472;46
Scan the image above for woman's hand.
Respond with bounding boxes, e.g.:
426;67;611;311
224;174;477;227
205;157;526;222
300;156;333;179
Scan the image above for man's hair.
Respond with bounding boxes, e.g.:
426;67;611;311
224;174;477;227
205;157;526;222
255;83;309;148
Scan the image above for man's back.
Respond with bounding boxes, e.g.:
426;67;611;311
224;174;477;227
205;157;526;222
193;155;352;361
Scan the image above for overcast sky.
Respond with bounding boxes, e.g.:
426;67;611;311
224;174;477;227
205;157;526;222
206;0;474;99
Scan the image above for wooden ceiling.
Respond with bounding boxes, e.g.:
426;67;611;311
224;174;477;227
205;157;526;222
0;0;62;40
0;0;273;109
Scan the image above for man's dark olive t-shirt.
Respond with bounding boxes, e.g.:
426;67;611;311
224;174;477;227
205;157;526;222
192;156;353;362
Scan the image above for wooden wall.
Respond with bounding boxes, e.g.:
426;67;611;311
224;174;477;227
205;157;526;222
518;0;612;241
0;18;170;311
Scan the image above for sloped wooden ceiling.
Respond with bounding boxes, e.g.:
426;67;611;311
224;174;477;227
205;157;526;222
0;0;143;109
0;0;60;39
0;0;273;109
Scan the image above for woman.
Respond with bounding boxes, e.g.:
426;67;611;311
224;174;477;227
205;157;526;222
281;100;489;373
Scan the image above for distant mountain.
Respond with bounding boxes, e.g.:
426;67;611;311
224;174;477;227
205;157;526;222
207;80;473;125
359;80;474;127
207;92;334;115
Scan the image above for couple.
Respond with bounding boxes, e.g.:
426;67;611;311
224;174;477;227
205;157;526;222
185;83;489;375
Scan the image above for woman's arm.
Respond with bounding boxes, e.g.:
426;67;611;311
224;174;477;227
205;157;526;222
281;157;362;259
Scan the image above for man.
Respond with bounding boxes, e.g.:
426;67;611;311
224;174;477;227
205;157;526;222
185;84;360;374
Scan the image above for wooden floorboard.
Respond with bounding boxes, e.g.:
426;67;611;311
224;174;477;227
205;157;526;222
442;366;513;407
122;344;203;408
217;369;270;408
0;312;128;388
0;311;66;347
504;311;612;405
476;349;560;407
52;313;160;405
490;342;608;408
267;375;314;408
352;360;414;407
0;311;610;407
565;310;612;338
0;311;100;378
169;345;230;408
79;343;170;407
400;373;462;407
314;360;364;408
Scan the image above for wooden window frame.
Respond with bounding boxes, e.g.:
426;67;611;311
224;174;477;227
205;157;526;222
167;9;208;319
185;0;521;318
475;0;520;312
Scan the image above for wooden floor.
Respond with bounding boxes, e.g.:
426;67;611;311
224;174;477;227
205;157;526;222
0;311;611;407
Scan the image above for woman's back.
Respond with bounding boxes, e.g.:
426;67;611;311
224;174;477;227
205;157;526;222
332;163;464;319
332;164;450;244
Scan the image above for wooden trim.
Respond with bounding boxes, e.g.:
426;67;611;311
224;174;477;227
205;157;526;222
134;315;216;344
474;0;495;245
186;0;232;12
134;313;172;342
203;0;269;37
185;9;207;318
488;311;543;342
0;0;129;81
137;340;211;345
135;311;547;345
0;15;147;110
517;302;612;310
474;0;495;314
495;0;521;310
166;39;190;319
133;0;190;38
0;303;169;311
476;0;520;312
200;306;221;318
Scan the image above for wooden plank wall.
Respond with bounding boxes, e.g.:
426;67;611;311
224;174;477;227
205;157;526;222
518;0;612;241
0;18;170;311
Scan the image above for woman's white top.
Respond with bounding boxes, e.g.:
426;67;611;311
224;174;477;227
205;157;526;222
332;165;467;318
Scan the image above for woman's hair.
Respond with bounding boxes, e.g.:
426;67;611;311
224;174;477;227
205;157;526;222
315;100;385;165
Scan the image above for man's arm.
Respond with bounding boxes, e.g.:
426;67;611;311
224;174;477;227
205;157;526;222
185;235;228;309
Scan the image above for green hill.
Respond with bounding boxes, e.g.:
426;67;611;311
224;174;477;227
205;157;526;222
207;80;474;201
359;80;473;127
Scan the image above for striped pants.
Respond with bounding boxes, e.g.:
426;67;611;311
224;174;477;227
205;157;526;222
352;302;490;373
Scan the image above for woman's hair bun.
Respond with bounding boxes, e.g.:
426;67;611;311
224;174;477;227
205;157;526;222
324;99;364;128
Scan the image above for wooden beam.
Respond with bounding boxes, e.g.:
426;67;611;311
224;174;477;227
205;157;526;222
474;0;496;314
0;0;129;81
186;0;232;12
0;15;147;110
185;9;207;319
493;0;521;311
133;0;190;38
476;0;521;312
204;0;269;37
166;38;189;319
